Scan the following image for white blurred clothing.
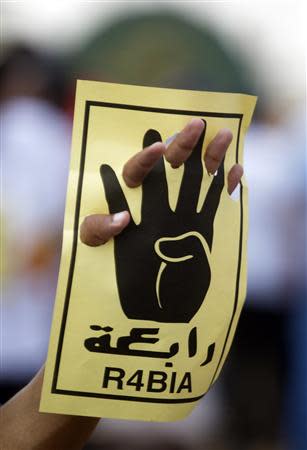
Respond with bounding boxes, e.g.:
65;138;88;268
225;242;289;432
244;115;305;308
1;97;71;379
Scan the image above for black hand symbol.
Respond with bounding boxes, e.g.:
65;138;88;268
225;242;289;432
100;122;224;323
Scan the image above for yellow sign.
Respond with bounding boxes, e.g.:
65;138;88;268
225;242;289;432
40;80;257;421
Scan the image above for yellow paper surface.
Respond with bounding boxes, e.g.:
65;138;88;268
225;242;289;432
40;80;257;421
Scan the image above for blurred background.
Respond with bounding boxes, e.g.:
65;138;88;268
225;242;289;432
1;1;306;450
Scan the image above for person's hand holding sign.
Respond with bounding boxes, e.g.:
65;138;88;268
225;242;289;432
80;119;243;322
0;121;245;450
2;75;256;448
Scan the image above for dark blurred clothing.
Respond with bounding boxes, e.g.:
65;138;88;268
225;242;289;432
220;115;306;450
222;306;287;450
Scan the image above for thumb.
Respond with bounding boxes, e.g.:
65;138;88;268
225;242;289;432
154;232;208;262
80;212;130;246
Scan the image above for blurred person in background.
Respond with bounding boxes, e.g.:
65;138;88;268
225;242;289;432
223;108;306;450
0;46;71;403
281;109;306;450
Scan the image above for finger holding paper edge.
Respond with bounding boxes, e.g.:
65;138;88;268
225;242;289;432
80;212;130;246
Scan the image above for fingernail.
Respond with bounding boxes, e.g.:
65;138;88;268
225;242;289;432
217;128;233;143
112;211;127;224
149;141;165;152
186;118;205;131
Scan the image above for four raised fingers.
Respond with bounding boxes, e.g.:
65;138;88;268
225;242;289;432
80;122;243;246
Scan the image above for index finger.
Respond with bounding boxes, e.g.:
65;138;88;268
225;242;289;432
122;141;166;188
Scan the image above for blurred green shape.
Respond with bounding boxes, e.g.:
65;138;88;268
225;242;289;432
73;12;254;94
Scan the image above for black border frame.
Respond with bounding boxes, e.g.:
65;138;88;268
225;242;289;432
51;100;243;404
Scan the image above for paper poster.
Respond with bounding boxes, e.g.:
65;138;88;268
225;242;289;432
40;80;257;421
